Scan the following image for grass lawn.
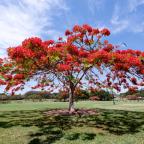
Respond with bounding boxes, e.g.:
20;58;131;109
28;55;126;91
0;100;144;144
0;100;144;112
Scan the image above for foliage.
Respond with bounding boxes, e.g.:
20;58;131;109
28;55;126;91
127;95;139;100
24;91;51;100
120;89;144;100
139;90;144;97
57;90;69;101
74;88;90;100
89;96;100;101
0;93;23;101
89;89;112;101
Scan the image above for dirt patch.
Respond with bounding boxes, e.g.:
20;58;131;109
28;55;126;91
43;109;98;116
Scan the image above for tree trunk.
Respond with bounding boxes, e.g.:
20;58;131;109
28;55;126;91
68;83;75;113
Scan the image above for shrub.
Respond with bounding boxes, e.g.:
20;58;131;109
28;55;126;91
89;96;100;101
127;95;138;100
74;89;90;100
57;90;69;102
89;89;112;101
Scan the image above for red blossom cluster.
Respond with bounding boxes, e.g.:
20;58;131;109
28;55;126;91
13;74;24;80
0;24;143;96
100;28;110;36
0;79;6;85
57;64;71;71
0;58;3;64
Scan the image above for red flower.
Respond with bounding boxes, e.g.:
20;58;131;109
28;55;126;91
140;70;144;74
13;74;24;80
58;37;62;41
103;44;113;52
84;39;93;45
5;74;12;80
79;50;88;57
130;77;137;85
0;58;3;64
57;64;71;71
72;25;83;32
101;28;110;36
44;40;54;46
104;40;108;45
92;28;99;35
128;86;138;92
22;37;42;48
65;30;72;36
8;46;35;59
3;63;12;67
0;79;6;85
67;45;79;55
82;24;92;33
66;54;73;62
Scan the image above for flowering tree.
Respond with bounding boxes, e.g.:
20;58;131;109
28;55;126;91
0;24;144;112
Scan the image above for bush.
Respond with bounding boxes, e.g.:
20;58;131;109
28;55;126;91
89;89;112;101
23;91;55;100
127;95;138;100
89;96;100;101
75;89;90;100
57;90;69;102
0;93;24;101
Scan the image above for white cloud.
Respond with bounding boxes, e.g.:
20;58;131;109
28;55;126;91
128;0;144;12
110;4;129;34
110;1;144;34
88;0;105;14
0;0;68;57
130;22;144;33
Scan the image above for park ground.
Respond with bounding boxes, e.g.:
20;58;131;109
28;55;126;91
0;100;144;144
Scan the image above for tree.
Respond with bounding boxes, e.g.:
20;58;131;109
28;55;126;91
0;24;144;112
74;88;90;100
89;89;112;101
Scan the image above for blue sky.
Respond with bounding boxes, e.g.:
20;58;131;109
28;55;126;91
0;0;144;55
0;0;144;93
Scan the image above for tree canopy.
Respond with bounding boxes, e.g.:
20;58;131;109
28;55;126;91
0;24;143;111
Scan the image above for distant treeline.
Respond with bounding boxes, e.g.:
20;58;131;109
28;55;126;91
0;89;113;101
120;89;144;100
0;89;143;101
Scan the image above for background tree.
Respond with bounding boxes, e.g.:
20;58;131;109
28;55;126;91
0;24;144;112
89;88;112;101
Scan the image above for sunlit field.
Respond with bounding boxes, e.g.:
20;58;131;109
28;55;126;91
0;100;144;112
0;100;144;144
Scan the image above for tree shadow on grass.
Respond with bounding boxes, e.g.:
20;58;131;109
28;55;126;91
29;125;64;144
0;109;144;143
85;109;144;135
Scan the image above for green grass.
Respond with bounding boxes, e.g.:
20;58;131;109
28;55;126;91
0;100;144;111
0;100;144;144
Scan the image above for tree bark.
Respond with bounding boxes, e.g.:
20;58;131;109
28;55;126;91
68;83;75;113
